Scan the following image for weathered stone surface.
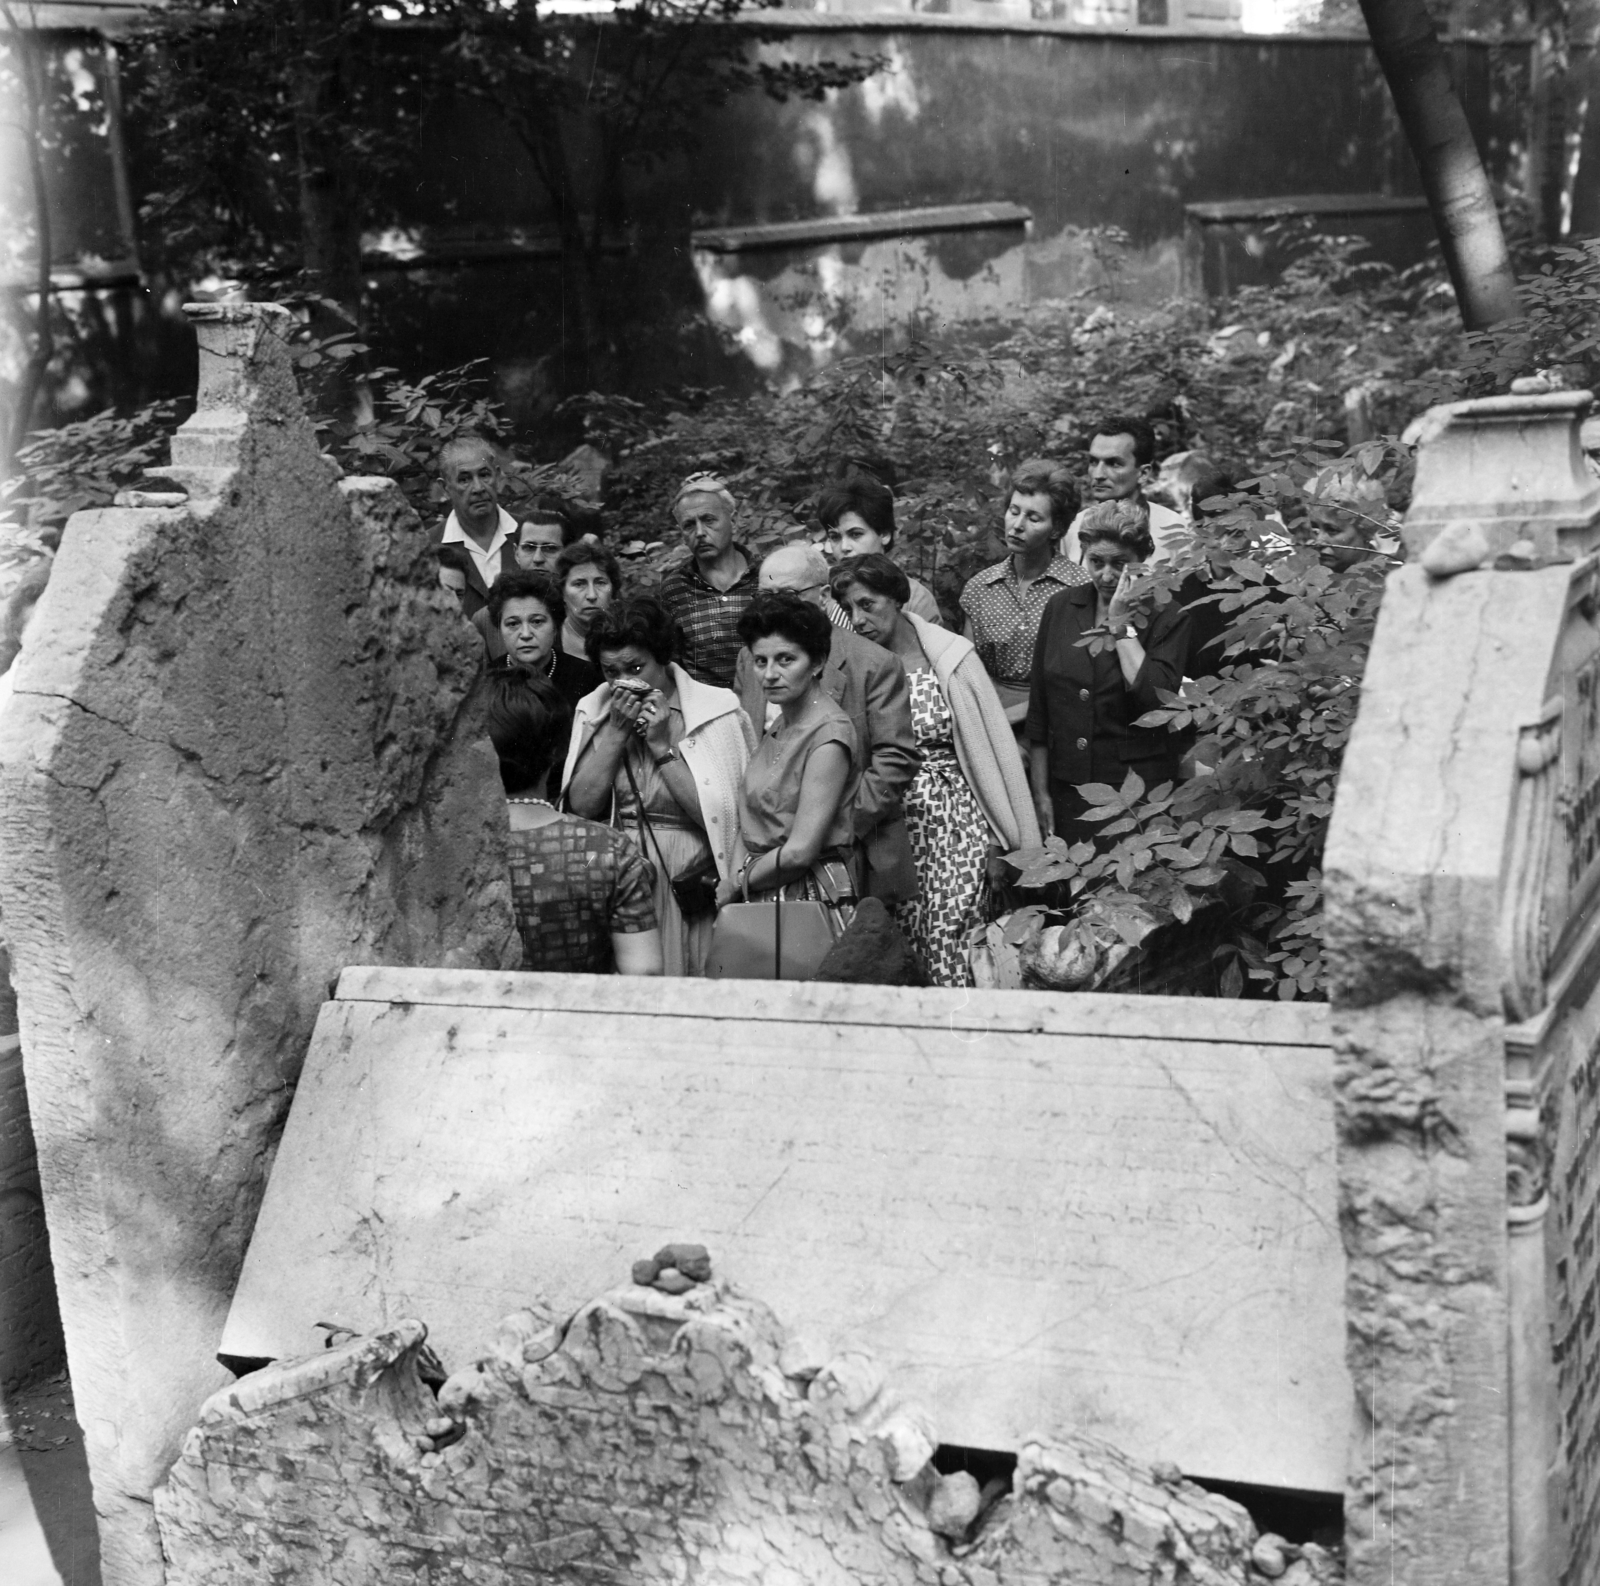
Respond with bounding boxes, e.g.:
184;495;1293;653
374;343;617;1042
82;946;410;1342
155;1284;1272;1586
1325;391;1600;1586
223;965;1347;1492
0;303;517;1584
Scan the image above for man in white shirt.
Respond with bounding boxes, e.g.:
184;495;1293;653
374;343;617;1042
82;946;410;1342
1062;415;1188;565
434;432;519;621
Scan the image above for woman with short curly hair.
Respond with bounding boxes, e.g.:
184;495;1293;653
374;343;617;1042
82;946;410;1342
717;591;860;914
564;596;755;976
958;458;1089;727
1026;498;1191;846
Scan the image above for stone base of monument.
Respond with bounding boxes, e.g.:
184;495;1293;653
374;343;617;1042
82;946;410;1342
157;1281;1341;1586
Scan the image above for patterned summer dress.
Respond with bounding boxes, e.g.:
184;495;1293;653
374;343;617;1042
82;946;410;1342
897;669;992;988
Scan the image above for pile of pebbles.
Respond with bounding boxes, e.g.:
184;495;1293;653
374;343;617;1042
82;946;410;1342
631;1243;713;1295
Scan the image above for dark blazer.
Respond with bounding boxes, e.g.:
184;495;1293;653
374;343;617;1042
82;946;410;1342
435;517;520;620
1025;583;1191;789
734;623;922;900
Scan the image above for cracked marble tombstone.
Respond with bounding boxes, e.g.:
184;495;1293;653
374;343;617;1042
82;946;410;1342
0;302;518;1586
1326;389;1600;1586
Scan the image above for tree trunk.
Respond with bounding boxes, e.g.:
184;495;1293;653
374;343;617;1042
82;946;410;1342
1531;0;1600;241
291;0;363;319
1358;0;1521;328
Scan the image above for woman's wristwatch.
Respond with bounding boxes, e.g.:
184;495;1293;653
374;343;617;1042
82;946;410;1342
652;745;679;768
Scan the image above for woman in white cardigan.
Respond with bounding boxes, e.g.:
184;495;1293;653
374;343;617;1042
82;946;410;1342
831;554;1039;986
563;596;755;976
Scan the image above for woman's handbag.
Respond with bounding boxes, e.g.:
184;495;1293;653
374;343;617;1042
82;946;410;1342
705;859;852;981
621;755;720;922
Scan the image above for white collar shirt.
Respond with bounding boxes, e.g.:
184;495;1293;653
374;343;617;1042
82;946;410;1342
441;505;516;590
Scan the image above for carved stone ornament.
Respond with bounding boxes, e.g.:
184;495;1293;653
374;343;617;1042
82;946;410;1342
1502;696;1564;1021
1404;389;1600;574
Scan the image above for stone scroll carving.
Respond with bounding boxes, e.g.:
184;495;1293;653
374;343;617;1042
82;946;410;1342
1503;698;1564;1022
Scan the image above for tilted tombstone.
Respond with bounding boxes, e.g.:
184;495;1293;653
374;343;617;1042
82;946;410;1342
1326;388;1600;1586
0;303;518;1586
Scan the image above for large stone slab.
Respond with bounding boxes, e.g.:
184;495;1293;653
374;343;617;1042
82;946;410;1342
0;305;518;1586
225;967;1347;1493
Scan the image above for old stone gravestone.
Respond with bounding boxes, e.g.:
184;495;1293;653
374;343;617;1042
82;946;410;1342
0;303;517;1586
224;965;1346;1494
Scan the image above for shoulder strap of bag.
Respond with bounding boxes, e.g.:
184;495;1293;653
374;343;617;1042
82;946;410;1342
620;751;674;882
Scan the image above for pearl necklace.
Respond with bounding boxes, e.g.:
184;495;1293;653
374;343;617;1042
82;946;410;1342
506;796;555;808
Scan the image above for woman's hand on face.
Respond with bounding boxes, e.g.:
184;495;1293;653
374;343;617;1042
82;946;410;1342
609;683;647;732
1105;564;1145;632
640;691;674;752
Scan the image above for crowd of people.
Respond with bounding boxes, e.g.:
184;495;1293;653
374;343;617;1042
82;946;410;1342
437;415;1230;988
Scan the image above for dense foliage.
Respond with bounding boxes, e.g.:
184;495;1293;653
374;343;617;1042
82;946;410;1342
7;228;1600;997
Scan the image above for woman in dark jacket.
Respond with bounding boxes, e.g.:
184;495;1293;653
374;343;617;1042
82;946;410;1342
1025;500;1192;846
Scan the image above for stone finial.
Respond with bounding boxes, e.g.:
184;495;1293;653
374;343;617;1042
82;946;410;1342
169;302;301;481
1404;389;1600;574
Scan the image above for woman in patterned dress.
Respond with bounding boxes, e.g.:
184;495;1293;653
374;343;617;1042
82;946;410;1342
831;554;1039;987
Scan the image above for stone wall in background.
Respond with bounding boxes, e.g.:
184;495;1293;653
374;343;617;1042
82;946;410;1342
0;302;519;1586
156;1279;1340;1586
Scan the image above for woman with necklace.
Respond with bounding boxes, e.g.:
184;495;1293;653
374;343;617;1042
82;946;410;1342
485;669;663;975
719;591;860;914
554;542;622;664
564;597;754;976
487;571;602;711
958;459;1089;729
832;553;1038;987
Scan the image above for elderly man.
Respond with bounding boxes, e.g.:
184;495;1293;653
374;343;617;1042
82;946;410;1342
434;432;520;620
657;471;761;686
1062;415;1187;565
733;542;921;902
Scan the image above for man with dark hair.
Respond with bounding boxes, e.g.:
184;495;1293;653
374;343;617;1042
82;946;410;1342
435;431;519;619
733;543;921;902
1063;415;1187;566
657;471;760;686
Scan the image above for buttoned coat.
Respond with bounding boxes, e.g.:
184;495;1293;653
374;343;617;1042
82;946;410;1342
1024;583;1192;790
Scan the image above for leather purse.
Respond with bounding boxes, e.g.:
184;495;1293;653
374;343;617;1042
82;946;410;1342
705;860;852;981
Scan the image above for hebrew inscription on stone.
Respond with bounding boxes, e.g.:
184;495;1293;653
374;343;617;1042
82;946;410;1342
224;967;1347;1492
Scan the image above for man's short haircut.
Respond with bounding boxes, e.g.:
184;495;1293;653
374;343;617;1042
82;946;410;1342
585;595;681;668
672;471;736;513
736;589;834;666
1090;415;1157;469
487;570;564;630
816;476;897;546
759;541;831;589
519;494;583;545
829;551;912;608
1007;459;1080;538
555;540;624;598
1076;499;1155;561
438;430;499;476
485;669;572;796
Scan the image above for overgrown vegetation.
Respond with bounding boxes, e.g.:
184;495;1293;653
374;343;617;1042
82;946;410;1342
7;228;1600;998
